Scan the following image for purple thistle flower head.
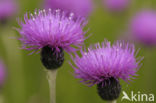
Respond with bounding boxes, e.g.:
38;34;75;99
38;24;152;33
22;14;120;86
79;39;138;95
0;60;6;86
44;0;93;17
131;10;156;46
17;9;87;53
70;40;143;86
103;0;129;12
0;0;17;19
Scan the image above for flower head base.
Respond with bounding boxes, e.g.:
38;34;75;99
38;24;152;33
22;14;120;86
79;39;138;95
103;0;129;12
0;60;6;86
17;9;87;53
41;46;64;69
97;77;121;101
44;0;93;17
71;40;143;86
131;10;156;46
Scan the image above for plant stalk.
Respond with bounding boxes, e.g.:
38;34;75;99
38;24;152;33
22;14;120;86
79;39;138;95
47;69;57;103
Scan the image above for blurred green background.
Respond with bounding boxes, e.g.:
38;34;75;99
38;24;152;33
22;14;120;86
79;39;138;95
0;0;156;103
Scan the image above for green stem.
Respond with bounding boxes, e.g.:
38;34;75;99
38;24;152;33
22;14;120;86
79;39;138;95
107;100;117;103
47;70;57;103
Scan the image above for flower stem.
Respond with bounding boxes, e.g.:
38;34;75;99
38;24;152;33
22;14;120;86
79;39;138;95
47;69;57;103
107;100;117;103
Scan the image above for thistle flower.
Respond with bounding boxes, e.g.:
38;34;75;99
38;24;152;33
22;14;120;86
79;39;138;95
0;60;6;87
17;9;87;69
130;10;156;46
0;0;17;23
44;0;93;17
103;0;129;12
70;40;143;101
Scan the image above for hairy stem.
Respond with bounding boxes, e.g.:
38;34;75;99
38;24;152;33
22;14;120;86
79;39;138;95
47;70;57;103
